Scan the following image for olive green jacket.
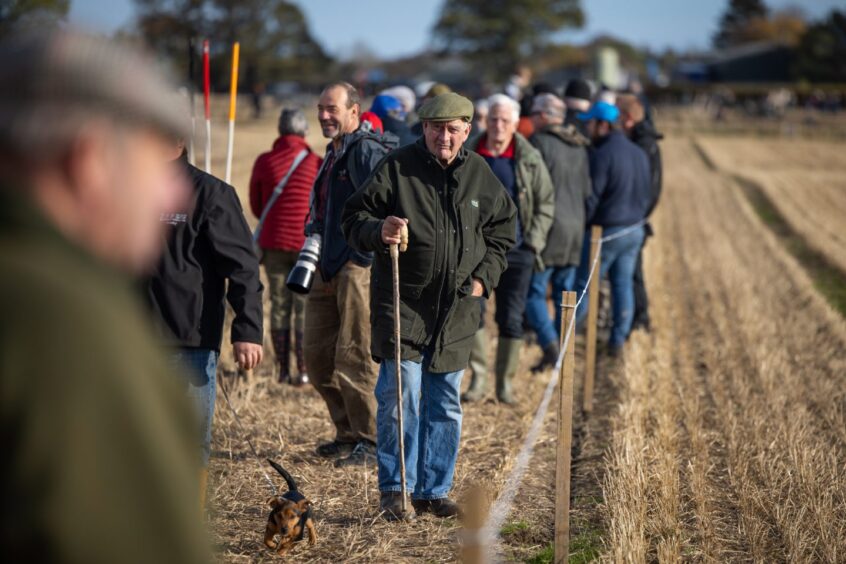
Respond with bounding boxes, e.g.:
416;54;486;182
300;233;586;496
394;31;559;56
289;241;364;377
0;189;211;564
342;139;517;372
468;132;555;270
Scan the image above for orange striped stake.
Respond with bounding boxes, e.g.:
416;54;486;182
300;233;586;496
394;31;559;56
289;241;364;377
224;41;240;185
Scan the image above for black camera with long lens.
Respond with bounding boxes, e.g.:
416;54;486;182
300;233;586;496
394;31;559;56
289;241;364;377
286;233;322;294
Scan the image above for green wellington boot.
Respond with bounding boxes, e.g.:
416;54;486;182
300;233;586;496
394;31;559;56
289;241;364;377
495;337;523;405
461;327;489;403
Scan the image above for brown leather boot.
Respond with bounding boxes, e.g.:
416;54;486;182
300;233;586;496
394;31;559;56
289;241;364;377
271;329;291;384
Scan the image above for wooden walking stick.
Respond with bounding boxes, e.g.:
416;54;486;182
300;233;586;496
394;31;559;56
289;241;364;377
390;225;409;512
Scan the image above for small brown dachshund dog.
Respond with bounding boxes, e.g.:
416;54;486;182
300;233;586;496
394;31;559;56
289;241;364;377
264;459;317;557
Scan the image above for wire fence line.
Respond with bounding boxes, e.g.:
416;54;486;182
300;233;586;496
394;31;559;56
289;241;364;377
477;221;646;562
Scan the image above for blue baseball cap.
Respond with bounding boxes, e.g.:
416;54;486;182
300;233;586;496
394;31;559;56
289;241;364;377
578;101;619;123
370;94;405;120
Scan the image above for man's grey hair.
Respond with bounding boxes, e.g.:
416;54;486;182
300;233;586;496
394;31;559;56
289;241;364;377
486;93;520;123
532;93;565;122
278;108;308;137
0;29;188;163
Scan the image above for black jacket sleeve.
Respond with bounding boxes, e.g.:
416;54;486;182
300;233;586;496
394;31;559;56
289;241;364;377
207;185;264;344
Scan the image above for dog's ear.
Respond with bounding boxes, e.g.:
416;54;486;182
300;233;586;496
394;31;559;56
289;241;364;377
267;497;280;508
297;499;312;510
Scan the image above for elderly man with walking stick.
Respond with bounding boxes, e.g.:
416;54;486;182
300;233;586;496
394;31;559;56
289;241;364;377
342;93;516;521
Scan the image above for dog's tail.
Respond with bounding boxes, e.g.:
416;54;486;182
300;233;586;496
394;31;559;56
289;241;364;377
267;459;298;492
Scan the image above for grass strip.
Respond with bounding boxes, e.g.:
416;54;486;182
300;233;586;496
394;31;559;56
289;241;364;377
734;174;846;318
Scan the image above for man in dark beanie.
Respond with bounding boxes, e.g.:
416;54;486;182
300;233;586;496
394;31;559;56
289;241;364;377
343;92;516;521
563;78;593;136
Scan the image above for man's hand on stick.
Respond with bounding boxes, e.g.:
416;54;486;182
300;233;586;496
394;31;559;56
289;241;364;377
382;216;409;247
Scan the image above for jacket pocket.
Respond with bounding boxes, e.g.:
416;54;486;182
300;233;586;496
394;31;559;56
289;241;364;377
456;203;486;285
441;295;483;347
371;281;426;345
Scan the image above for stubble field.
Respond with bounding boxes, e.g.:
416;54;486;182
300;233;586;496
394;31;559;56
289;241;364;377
198;99;846;562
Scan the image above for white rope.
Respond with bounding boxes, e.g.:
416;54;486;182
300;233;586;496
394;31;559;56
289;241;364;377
478;234;604;562
476;219;647;559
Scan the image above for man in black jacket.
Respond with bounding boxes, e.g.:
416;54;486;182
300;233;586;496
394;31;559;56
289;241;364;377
147;145;264;482
618;94;663;332
526;93;592;371
305;82;396;468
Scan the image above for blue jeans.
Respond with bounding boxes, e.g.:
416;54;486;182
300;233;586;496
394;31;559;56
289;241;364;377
172;348;218;466
375;357;464;500
525;265;577;349
575;226;645;347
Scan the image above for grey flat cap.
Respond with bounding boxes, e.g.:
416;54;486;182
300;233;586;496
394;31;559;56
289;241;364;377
0;30;189;154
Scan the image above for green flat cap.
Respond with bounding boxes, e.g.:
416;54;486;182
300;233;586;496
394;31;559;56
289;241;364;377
418;92;474;122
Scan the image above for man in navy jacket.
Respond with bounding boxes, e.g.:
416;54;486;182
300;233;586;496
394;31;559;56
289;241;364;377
573;101;651;355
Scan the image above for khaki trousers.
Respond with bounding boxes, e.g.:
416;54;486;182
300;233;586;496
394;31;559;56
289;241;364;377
304;261;378;443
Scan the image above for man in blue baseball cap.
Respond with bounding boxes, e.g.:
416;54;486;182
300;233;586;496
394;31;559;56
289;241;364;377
578;100;619;125
370;94;416;147
573;99;651;356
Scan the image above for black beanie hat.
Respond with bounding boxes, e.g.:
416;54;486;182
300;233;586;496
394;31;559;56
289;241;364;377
564;78;591;102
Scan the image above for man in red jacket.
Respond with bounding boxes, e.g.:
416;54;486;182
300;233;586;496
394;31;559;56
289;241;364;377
250;108;322;384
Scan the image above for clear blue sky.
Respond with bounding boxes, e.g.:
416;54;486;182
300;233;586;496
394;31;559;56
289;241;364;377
69;0;843;57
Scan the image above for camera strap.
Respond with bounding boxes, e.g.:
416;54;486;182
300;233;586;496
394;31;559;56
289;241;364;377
253;149;309;243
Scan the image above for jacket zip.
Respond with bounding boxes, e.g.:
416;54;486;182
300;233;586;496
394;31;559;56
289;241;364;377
436;166;460;356
431;166;445;351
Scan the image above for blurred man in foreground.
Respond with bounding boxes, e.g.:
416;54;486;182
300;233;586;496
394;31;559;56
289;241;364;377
0;30;210;563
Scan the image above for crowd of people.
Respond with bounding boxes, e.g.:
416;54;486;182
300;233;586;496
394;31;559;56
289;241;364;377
1;28;663;560
252;78;663;518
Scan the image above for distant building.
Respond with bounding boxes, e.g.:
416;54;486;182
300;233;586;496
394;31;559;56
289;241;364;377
708;42;792;83
673;41;793;84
